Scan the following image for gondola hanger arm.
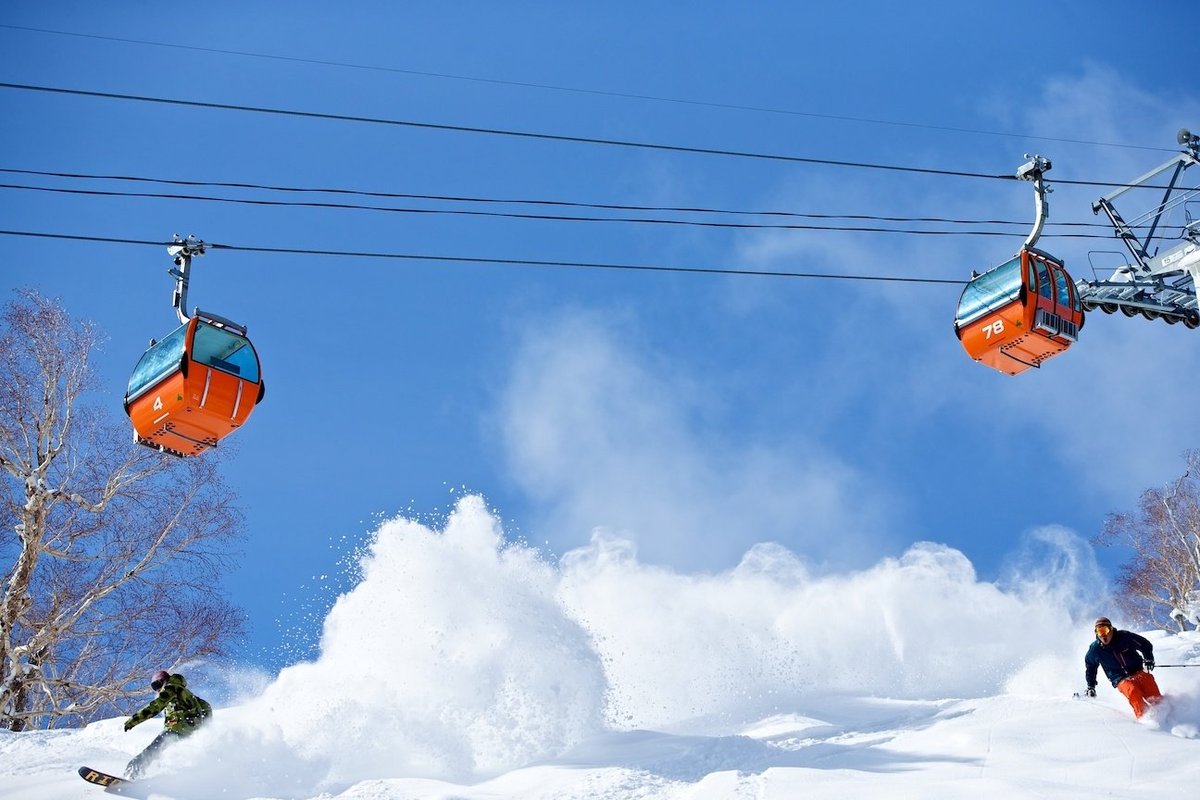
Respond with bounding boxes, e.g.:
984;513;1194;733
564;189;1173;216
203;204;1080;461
166;233;207;325
1016;155;1052;251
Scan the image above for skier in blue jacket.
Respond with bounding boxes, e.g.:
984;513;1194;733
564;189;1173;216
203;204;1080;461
1084;617;1161;718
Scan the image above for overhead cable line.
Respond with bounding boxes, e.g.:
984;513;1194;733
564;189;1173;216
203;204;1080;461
0;181;1148;239
0;167;1141;230
0;23;1175;155
0;229;968;285
0;82;1020;182
0;82;1181;192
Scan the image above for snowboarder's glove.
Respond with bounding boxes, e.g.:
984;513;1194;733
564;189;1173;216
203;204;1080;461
1144;658;1155;672
1085;686;1096;697
123;719;134;732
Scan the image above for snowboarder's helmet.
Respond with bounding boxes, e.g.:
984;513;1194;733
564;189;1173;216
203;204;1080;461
151;670;170;691
1094;617;1112;629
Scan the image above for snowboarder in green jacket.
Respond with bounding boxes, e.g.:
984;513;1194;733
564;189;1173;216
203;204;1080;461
124;670;212;778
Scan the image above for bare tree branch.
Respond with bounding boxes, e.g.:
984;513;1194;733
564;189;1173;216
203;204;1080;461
0;290;245;730
1096;454;1200;631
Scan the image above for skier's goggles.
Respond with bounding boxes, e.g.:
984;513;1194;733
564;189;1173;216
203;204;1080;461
1094;624;1112;633
151;678;165;691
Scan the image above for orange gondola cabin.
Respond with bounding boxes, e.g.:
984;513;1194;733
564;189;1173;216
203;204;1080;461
953;247;1084;376
124;312;264;456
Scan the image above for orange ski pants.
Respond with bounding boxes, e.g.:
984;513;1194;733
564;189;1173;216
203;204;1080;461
1116;671;1162;718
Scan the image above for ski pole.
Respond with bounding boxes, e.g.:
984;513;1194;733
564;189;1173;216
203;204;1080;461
1153;664;1200;668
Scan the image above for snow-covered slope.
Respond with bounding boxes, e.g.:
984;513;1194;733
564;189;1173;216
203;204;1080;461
4;681;1198;799
3;497;1197;799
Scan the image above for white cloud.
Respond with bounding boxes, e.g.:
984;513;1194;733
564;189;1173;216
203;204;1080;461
497;310;895;570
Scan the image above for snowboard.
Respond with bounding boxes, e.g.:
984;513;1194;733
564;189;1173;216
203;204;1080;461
78;766;141;795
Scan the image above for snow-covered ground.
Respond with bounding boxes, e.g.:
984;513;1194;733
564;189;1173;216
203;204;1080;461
3;497;1198;799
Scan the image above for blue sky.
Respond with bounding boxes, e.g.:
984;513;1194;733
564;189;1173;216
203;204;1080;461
2;2;1198;670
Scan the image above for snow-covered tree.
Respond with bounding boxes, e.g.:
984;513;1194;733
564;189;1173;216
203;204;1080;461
1170;589;1200;631
0;291;244;730
1097;453;1200;631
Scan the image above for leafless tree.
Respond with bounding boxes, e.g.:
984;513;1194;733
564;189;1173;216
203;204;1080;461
1;290;244;731
1096;451;1200;631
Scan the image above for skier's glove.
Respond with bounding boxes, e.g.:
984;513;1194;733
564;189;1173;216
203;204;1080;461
1085;686;1096;697
123;719;134;732
1145;658;1155;672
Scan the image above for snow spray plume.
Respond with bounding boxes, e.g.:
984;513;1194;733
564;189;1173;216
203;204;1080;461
559;531;1082;731
161;496;606;795
998;525;1109;619
158;498;1089;794
168;659;274;709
